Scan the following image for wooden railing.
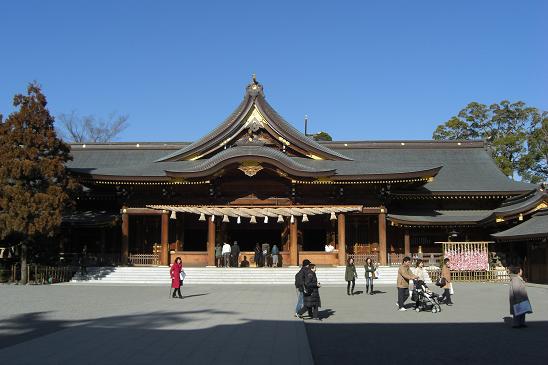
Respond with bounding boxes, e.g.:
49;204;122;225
5;264;78;284
346;253;379;265
388;253;404;266
428;268;510;283
129;254;159;266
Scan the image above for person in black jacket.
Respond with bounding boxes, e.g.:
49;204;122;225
297;264;321;320
231;241;240;267
294;259;311;317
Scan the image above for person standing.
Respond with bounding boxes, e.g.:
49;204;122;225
79;245;88;275
412;259;431;309
345;258;358;295
215;244;222;267
262;242;270;267
364;257;377;295
231;241;240;267
222;242;231;268
294;259;311;317
254;243;262;267
298;264;321;320
397;256;418;311
439;258;453;305
509;266;531;328
170;257;183;299
271;244;279;267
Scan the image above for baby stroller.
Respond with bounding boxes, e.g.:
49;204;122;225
411;280;442;314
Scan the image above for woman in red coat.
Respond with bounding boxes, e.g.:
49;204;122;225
170;257;183;299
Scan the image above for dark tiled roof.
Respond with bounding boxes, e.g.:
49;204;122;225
388;210;492;225
492;209;548;241
62;210;120;226
254;97;350;160
66;141;537;193
324;145;535;193
165;146;336;178
493;189;548;215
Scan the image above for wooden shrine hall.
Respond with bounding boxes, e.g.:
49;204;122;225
65;77;547;268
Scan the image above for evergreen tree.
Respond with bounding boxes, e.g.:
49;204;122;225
312;131;333;141
433;101;546;182
0;83;77;284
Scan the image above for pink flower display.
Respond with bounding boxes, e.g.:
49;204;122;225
445;246;489;271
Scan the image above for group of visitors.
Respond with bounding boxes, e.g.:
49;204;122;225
345;257;379;295
215;241;241;267
254;243;280;267
214;241;280;267
169;253;533;329
294;259;322;320
396;256;454;311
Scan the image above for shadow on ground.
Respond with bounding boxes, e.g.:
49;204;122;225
0;309;312;364
304;319;548;364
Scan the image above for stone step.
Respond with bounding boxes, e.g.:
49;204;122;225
70;266;408;285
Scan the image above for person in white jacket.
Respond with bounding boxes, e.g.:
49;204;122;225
222;242;231;268
412;259;431;284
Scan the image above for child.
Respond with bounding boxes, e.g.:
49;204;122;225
509;266;531;328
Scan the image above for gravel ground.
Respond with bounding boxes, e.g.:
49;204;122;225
0;283;546;365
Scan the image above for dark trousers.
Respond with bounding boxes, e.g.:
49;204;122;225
347;279;355;294
172;287;182;298
513;314;526;327
397;287;409;309
441;288;453;304
298;305;318;319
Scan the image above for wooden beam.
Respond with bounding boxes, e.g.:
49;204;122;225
161;212;169;265
121;212;129;265
122;208;165;215
378;210;387;265
338;213;346;266
207;216;215;266
404;229;410;256
290;220;298;266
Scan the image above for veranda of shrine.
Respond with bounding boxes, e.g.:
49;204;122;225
58;78;548;282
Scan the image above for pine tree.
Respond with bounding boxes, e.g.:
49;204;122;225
0;83;77;284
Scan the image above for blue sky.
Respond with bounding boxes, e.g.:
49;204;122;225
1;1;546;142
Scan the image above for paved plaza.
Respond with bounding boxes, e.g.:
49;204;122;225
1;283;547;365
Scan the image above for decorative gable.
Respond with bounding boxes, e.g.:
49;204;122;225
156;76;351;163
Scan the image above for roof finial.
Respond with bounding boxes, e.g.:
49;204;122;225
252;73;257;84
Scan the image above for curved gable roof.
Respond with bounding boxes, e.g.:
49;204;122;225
156;79;350;162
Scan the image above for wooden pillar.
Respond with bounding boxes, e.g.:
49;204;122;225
121;211;129;265
290;219;298;266
161;212;169;265
207;216;215;266
338;213;346;266
404;230;411;256
378;210;387;266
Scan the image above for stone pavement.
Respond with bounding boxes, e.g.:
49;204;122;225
1;283;547;365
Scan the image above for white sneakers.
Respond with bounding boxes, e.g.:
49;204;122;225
399;307;407;311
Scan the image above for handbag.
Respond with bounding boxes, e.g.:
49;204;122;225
179;270;186;281
435;277;446;287
374;270;379;279
449;282;454;295
513;300;532;316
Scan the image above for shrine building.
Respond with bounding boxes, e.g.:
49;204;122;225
64;77;548;280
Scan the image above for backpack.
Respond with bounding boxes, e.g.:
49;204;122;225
294;269;305;289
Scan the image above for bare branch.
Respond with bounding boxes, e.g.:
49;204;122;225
56;112;129;143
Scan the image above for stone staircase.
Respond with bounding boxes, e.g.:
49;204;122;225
70;266;403;285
